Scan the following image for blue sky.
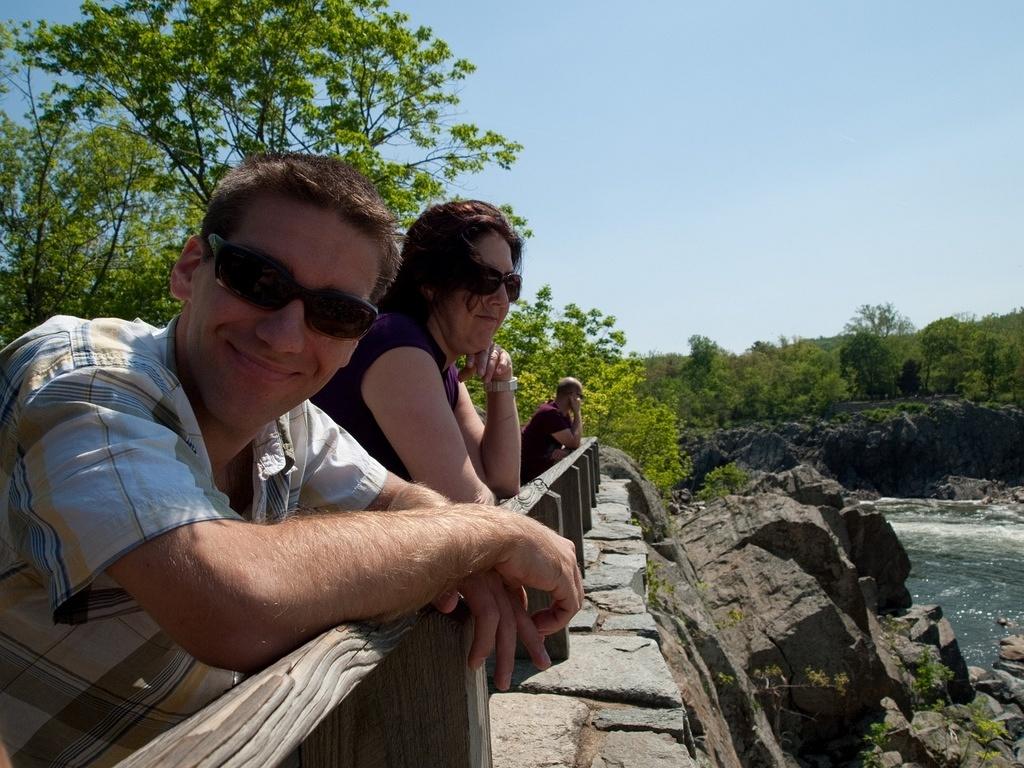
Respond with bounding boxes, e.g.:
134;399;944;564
4;1;1023;354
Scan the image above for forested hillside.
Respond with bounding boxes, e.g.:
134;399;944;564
641;303;1024;429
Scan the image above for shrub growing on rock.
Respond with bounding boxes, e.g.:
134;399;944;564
697;462;748;501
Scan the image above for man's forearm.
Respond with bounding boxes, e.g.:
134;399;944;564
107;502;578;672
369;473;450;510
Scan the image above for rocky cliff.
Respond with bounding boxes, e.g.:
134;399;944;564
600;445;1024;767
679;400;1024;499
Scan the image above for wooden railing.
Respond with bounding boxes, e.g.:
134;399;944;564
116;438;600;768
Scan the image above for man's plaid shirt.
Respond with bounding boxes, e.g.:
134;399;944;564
0;316;387;766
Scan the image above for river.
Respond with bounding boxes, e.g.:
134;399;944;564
874;498;1024;668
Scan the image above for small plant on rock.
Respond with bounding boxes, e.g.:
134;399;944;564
911;649;954;708
697;463;749;501
716;606;745;629
967;701;1008;745
646;560;675;607
749;664;851;737
859;721;892;768
861;407;899;423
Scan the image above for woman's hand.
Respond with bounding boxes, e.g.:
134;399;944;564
459;342;513;385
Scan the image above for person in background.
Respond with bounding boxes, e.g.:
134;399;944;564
520;377;584;482
313;200;523;504
0;155;581;766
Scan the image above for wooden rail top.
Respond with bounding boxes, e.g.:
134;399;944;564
504;436;598;515
116;616;419;767
116;438;601;768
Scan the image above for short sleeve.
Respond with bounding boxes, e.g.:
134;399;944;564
534;408;573;435
292;402;389;510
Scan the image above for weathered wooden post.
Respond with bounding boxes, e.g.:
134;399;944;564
551;465;585;573
301;609;489;767
577;450;594;532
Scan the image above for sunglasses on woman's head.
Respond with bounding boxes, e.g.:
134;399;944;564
207;234;378;339
463;260;522;302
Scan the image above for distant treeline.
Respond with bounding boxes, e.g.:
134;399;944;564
641;303;1024;429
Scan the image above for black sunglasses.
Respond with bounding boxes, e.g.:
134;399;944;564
463;260;522;303
208;234;378;339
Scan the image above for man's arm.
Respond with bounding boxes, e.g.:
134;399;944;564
368;471;449;510
366;472;556;688
106;502;582;677
551;407;582;451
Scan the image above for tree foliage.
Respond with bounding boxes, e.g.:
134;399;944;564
1;0;524;338
642;336;846;429
22;0;521;220
896;358;921;396
0;70;186;343
697;462;748;501
839;330;898;399
843;302;915;338
492;286;690;493
642;304;1024;433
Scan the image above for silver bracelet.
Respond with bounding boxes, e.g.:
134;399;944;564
484;376;518;393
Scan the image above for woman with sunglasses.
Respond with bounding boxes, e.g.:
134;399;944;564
313;200;523;504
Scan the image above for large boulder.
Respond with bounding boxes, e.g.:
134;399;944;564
676;494;871;632
927;475;1006;501
839;503;913;612
746;464;847;510
695;543;906;746
670;494;910;747
885;605;973;704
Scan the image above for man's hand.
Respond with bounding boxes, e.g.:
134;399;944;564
433;514;582;689
108;502;581;674
492;518;584;637
434;571;549;691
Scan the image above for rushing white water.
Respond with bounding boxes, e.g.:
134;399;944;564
874;498;1024;668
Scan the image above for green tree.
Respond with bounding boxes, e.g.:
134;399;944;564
919;316;967;393
495;286;689;493
680;335;737;428
697;462;748;501
23;0;521;220
643;336;845;428
839;330;897;398
732;338;845;421
896;358;922;396
0;77;185;342
962;331;1012;401
843;302;915;338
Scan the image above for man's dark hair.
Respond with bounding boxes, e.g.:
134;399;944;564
200;153;400;302
379;200;523;322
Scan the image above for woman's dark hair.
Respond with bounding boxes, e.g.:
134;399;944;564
379;200;523;322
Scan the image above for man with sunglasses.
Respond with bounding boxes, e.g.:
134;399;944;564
521;377;586;482
0;153;582;765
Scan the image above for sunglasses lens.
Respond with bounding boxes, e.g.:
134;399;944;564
307;293;377;339
213;237;377;339
217;246;291;310
504;274;522;302
466;263;521;302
